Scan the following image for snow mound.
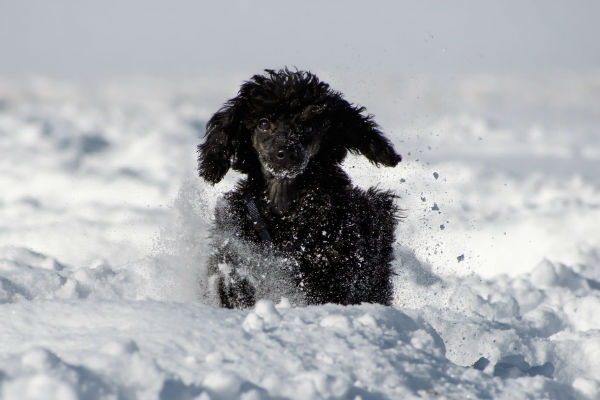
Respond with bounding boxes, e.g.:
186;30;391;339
1;76;599;398
0;299;583;399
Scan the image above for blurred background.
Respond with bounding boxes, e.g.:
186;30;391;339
2;0;599;78
2;1;598;147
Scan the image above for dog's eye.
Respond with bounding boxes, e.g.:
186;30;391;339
257;119;271;132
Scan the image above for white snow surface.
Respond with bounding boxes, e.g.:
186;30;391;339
1;74;600;399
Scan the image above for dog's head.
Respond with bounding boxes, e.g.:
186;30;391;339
198;68;401;184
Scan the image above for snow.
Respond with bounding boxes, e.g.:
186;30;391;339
1;74;599;399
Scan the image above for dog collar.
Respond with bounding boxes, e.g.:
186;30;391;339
245;194;272;243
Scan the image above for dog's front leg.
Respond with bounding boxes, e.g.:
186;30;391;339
206;238;257;309
215;264;256;309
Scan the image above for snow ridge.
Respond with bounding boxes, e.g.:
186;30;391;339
0;77;599;399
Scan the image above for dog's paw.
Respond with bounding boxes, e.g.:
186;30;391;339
215;268;256;309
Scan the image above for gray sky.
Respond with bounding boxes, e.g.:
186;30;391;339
1;1;599;80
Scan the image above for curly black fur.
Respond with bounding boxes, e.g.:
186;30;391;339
198;69;401;308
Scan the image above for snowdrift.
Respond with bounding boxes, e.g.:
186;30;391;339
0;75;599;399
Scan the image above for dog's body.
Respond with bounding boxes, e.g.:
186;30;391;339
198;69;401;308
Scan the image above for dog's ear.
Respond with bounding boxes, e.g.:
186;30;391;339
333;100;401;167
197;101;240;184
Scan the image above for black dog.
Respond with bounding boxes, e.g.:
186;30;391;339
198;69;401;308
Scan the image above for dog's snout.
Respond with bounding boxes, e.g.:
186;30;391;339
275;145;302;163
272;138;301;161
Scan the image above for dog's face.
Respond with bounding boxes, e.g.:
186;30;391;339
247;106;326;180
198;69;401;185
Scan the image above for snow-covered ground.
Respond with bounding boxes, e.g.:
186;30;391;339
1;74;599;399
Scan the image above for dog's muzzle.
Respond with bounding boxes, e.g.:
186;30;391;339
264;141;309;179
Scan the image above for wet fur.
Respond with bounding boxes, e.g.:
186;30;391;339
198;69;401;308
